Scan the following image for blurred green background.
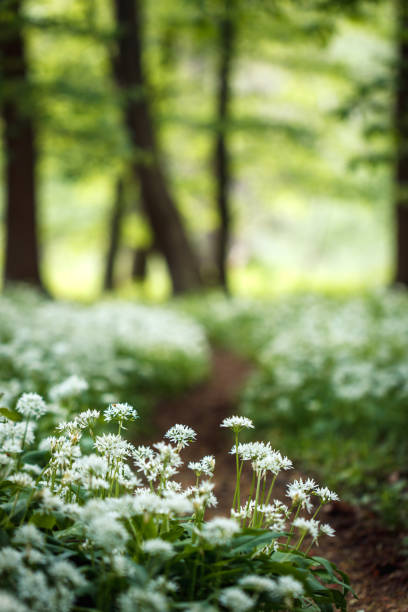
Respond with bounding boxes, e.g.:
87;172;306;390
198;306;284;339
0;0;398;299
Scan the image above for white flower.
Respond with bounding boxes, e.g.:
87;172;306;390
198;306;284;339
74;410;100;429
104;403;138;423
87;515;129;552
238;574;277;592
198;517;240;545
12;525;45;549
320;523;335;537
0;590;28;612
49;375;88;401
48;560;87;587
16;393;46;420
219;587;254;611
0;548;23;571
94;434;132;459
286;478;316;511
293;517;319;540
142;539;174;559
119;586;169;612
164;424;196;448
9;473;35;488
315;486;339;503
276;575;304;599
188;455;215;477
220;416;254;432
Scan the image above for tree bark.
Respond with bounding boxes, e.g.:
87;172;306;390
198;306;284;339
104;177;125;291
0;0;43;288
132;246;149;281
394;0;408;285
214;0;235;294
112;0;202;294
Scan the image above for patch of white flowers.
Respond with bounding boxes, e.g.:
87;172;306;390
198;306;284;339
0;290;210;409
0;392;343;611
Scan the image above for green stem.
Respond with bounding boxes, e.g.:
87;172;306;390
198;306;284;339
265;474;278;506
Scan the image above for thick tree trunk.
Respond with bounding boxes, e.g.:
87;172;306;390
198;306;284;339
214;0;235;294
0;0;43;288
394;0;408;285
112;0;202;294
104;177;125;291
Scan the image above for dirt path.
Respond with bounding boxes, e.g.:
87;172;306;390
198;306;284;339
149;350;408;611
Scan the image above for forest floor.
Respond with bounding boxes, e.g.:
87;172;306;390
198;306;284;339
148;350;408;611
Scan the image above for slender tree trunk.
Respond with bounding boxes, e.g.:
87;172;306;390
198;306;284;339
112;0;202;294
104;177;125;291
132;247;149;281
0;0;43;288
394;0;408;285
214;0;235;294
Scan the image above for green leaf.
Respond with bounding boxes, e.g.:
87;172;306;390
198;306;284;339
30;513;56;530
22;450;50;466
0;407;22;422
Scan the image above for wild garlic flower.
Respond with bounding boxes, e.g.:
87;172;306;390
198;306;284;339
238;574;277;592
187;480;218;511
252;450;292;477
0;591;28;612
286;478;317;511
188;455;215;477
320;523;335;537
276;575;304;599
232;441;272;461
94;434;132;460
74;409;100;430
315;486;340;503
220;416;254;433
198;517;240;545
0;547;23;571
49;375;88;402
9;473;35;488
12;525;45;549
119;587;169;612
219;587;254;611
104;403;138;424
293;517;319;540
16;393;46;420
87;515;129;552
48;560;87;588
142;539;174;559
164;424;196;448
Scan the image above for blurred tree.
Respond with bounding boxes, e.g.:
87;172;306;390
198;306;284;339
213;0;236;294
112;0;202;294
104;176;125;291
0;0;43;289
394;0;408;285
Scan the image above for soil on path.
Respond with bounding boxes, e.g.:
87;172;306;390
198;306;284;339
148;350;408;611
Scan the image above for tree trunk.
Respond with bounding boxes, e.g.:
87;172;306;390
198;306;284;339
0;0;43;288
394;0;408;285
104;177;125;291
112;0;202;294
132;247;149;281
214;0;235;294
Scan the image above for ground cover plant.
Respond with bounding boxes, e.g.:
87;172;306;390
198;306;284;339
182;290;408;525
0;392;352;611
0;289;210;422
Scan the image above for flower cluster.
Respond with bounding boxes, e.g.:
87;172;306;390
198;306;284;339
0;393;350;611
0;290;210;413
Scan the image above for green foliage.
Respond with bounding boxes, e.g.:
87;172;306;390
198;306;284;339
0;288;210;425
0;399;352;611
183;289;408;526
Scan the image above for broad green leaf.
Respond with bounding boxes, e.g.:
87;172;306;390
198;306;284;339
0;407;22;422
